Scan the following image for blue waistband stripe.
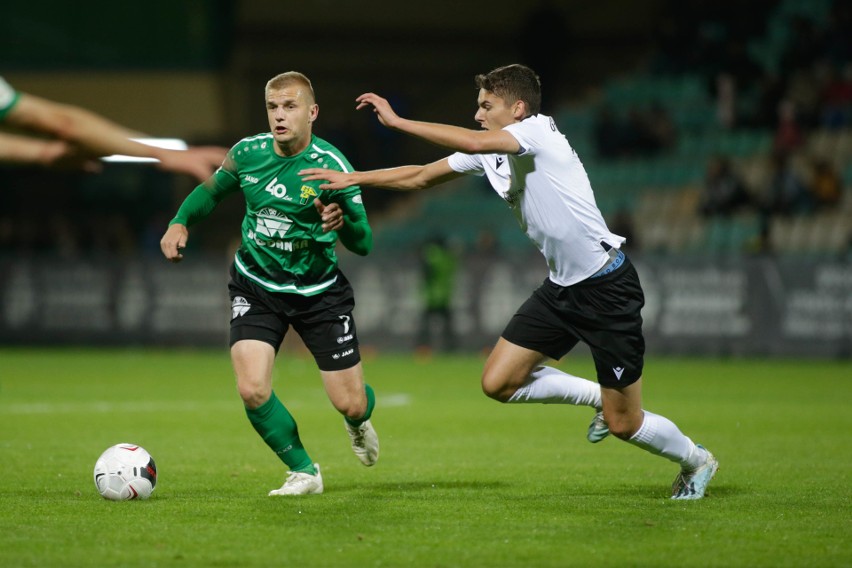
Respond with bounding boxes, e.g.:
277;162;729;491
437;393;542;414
590;249;625;279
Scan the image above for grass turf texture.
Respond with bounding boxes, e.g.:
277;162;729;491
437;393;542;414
0;348;849;567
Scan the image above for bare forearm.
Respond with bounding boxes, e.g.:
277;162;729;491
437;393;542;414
51;105;164;159
392;118;489;154
345;165;437;191
0;132;65;165
11;95;160;159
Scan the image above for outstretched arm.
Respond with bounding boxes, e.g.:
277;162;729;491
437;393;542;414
355;92;521;155
6;93;226;182
301;158;463;192
0;131;101;171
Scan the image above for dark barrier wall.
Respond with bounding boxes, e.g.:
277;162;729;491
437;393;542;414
0;253;849;358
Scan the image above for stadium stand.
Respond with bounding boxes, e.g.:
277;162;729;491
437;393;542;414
371;0;851;259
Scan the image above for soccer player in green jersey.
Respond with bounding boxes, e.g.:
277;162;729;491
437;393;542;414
160;71;378;496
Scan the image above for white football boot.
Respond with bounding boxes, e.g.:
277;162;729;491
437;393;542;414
268;464;323;496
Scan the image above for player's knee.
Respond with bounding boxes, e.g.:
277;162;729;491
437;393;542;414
339;400;367;420
237;381;270;410
604;411;643;440
330;392;367;420
481;370;515;402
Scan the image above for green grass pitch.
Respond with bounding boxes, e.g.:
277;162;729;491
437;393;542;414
1;348;849;567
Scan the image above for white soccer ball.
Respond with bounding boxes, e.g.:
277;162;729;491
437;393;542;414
93;443;158;500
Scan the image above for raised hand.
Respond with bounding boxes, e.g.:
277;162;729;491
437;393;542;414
355;93;402;129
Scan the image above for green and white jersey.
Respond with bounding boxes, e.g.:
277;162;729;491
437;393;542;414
173;133;370;296
0;76;21;122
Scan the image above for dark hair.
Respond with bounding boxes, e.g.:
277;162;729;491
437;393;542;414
474;64;541;116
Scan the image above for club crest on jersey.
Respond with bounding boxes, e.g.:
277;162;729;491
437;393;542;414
255;208;293;238
300;185;318;204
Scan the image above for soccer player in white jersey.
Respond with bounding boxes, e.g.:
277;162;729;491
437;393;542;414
302;64;718;500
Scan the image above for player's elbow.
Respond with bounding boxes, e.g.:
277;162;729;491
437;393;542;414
346;231;373;256
359;232;374;255
459;139;487;154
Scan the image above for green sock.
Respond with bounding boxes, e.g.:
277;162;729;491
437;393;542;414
345;384;376;427
245;391;315;475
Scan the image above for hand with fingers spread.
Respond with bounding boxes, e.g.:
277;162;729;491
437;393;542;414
355;93;403;129
300;168;357;191
160;223;189;262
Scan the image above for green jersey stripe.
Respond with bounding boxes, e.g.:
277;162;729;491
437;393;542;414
234;253;338;295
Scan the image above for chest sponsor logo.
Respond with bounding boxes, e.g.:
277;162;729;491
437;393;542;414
504;185;524;207
255;208;293;238
265;177;288;199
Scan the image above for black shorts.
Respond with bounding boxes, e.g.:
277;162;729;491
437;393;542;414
501;256;645;388
227;265;360;371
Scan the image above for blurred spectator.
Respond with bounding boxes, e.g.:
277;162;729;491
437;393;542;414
646;102;677;153
416;236;458;354
787;66;825;128
766;152;812;216
699;156;753;217
593;104;675;159
593;105;627;159
751;72;787;129
467;229;499;351
773;99;805;156
820;62;852;129
715;73;738;129
809;158;842;210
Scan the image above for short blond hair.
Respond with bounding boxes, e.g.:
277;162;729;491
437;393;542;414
265;71;315;103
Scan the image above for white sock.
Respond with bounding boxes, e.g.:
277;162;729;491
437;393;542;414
506;366;601;409
628;411;708;470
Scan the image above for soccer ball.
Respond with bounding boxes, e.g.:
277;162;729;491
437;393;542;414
93;443;158;500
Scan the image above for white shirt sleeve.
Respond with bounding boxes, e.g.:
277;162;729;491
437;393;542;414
447;151;485;176
503;119;542;157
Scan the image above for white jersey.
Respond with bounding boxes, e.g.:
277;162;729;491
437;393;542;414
447;113;624;286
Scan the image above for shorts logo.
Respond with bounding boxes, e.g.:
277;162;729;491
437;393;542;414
332;348;354;360
232;296;250;318
336;334;353;344
613;366;625;381
338;315;351;334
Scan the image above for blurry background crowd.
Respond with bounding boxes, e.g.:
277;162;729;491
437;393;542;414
1;0;850;259
1;0;850;355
